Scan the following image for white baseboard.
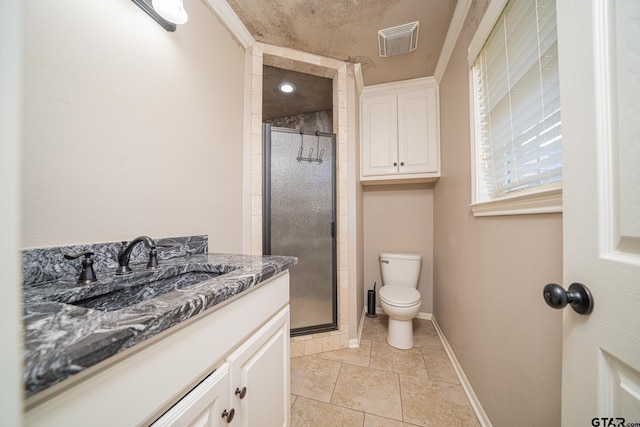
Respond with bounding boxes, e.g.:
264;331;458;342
416;311;433;320
431;316;492;427
366;305;433;321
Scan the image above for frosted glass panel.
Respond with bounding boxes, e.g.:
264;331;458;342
265;127;336;332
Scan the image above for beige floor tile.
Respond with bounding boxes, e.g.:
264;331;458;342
369;339;429;378
399;375;479;427
317;338;372;367
364;413;419;426
422;349;459;384
413;318;437;336
331;363;402;421
413;333;444;351
291;394;297;407
412;321;444;351
291;355;342;402
361;314;388;342
291;396;364;427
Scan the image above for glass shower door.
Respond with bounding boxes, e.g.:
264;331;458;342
263;124;337;335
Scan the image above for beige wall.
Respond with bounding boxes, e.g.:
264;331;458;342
433;2;563;426
22;0;246;251
363;184;434;314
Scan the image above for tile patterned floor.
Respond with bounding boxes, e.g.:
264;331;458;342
290;315;480;427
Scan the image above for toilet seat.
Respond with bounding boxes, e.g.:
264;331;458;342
379;285;421;307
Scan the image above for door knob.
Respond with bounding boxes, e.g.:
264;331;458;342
543;282;594;315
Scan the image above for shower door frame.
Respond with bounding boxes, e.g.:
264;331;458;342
262;124;338;337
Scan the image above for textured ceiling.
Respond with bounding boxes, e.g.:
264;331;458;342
227;0;458;120
262;66;333;120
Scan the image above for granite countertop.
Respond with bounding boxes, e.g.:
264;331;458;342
23;253;297;398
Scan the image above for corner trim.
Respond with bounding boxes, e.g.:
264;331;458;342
205;0;255;48
434;0;473;83
432;316;493;427
351;307;367;348
354;63;364;95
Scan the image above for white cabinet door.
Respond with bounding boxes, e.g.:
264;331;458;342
152;364;232;427
397;88;439;175
361;93;398;177
227;307;290;427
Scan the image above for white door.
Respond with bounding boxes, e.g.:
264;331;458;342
557;0;640;425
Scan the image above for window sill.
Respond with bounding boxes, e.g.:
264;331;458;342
470;186;562;216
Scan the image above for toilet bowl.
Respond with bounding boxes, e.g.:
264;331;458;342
379;252;422;349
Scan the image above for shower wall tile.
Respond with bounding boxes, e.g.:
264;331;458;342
322;334;341;352
251;174;261;194
304;338;324;356
291;340;305;358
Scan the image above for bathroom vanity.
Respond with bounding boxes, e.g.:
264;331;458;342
22;238;296;426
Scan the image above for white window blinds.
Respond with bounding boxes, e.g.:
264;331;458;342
472;0;562;198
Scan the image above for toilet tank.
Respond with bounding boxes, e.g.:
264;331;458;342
379;252;422;288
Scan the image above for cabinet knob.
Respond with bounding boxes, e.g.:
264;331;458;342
221;408;235;423
393;162;398;167
400;161;405;166
235;386;247;399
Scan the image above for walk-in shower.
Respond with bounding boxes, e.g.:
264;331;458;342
262;124;337;336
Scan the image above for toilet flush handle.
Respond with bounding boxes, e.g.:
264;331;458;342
381;260;389;264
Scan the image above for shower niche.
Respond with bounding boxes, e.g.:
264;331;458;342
262;124;337;336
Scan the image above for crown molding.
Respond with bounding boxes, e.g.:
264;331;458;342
434;0;473;83
206;0;254;49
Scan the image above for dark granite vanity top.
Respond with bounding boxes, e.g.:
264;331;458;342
23;252;297;398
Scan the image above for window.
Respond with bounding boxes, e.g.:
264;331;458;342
469;0;562;216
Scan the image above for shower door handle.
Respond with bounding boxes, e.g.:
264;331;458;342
331;222;335;238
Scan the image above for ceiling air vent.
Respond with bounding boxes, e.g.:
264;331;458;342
378;21;420;57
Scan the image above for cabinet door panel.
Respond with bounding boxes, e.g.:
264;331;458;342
152;364;231;427
228;307;290;427
362;94;398;176
398;88;439;174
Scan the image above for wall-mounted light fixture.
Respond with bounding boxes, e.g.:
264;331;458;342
131;0;188;32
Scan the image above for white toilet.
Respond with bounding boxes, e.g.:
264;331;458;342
378;252;422;350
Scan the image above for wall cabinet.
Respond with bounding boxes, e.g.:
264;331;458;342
360;77;440;184
25;272;290;427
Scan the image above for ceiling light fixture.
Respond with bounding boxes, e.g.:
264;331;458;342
279;83;296;94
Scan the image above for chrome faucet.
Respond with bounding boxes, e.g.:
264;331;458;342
115;236;156;275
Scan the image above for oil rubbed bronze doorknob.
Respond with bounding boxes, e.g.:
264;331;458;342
543;282;594;315
235;386;247;399
221;408;235;423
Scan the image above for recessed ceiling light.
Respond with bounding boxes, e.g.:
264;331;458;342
279;82;296;93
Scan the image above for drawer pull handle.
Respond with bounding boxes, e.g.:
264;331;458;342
221;408;235;423
235;386;247;399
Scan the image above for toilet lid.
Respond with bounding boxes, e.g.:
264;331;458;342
379;286;421;307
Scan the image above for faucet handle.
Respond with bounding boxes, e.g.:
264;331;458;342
64;251;98;284
145;243;172;269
